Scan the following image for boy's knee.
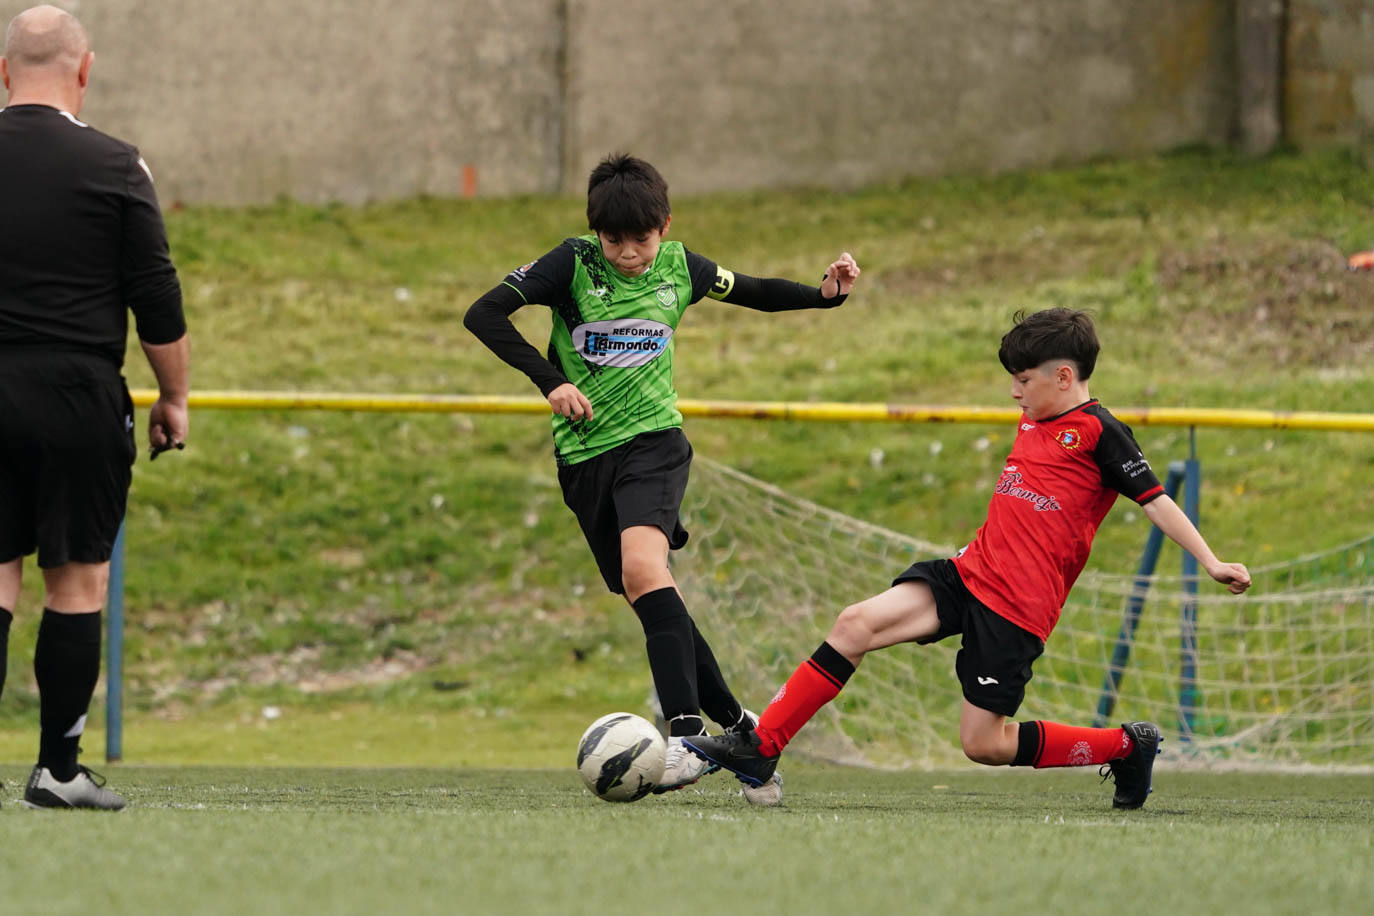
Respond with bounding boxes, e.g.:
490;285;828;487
828;603;871;651
960;734;1011;766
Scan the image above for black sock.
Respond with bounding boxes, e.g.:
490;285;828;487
34;609;102;781
1011;721;1041;767
0;606;12;705
812;640;856;686
632;587;699;729
688;619;743;730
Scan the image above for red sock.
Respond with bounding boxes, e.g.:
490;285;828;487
754;642;854;756
1019;721;1136;768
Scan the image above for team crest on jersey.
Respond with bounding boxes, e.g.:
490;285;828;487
655;283;678;310
1055;428;1082;450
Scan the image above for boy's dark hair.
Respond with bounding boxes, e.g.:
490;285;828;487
998;308;1100;380
586;153;670;236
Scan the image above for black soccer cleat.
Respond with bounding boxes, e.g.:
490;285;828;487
682;730;779;789
1103;721;1162;810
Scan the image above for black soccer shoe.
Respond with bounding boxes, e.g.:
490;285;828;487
1103;721;1162;810
682;730;778;788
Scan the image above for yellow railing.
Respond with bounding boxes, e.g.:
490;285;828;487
129;390;1374;432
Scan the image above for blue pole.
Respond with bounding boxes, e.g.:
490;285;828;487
105;517;125;763
1093;462;1186;726
1178;428;1202;739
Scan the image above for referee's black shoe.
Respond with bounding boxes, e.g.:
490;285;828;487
682;730;778;788
1104;721;1162;809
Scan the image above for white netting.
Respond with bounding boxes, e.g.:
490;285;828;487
673;458;1374;770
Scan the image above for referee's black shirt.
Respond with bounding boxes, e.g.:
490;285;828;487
0;104;184;368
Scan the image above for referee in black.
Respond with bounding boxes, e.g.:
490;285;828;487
0;5;188;810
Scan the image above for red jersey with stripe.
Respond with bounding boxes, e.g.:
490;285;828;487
951;400;1164;640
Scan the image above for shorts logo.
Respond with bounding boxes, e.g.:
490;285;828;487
1068;740;1094;766
976;676;999;686
655;283;678;310
1055;428;1082;450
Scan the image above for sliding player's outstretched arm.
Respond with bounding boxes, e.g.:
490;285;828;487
1142;494;1251;593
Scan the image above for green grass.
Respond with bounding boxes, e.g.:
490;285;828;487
2;147;1373;748
0;766;1369;916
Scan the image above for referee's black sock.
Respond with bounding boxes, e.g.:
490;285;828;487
688;619;743;731
0;606;12;704
631;587;700;735
34;609;102;782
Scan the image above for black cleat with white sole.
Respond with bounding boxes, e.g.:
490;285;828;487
682;730;778;788
1103;721;1161;809
24;765;127;811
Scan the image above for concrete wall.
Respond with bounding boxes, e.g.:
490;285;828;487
1286;0;1374;148
8;0;1348;205
562;0;1236;194
13;0;566;204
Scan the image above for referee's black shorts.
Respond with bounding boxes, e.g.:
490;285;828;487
893;558;1045;717
0;350;136;567
557;427;692;595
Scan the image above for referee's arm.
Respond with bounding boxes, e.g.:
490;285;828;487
123;153;189;453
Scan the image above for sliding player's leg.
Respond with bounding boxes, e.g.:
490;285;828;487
684;579;941;786
954;601;1161;809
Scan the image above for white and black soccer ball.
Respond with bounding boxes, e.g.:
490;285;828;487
576;712;666;802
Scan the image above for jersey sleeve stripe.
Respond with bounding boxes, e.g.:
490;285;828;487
1134;484;1165;504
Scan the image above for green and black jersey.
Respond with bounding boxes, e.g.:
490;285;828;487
465;235;844;466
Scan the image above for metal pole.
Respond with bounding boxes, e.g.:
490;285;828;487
1094;462;1185;726
1178;428;1202;739
105;517;125;762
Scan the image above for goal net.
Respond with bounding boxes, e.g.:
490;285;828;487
673;458;1374;770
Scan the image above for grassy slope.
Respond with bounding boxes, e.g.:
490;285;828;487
1;149;1372;762
0;766;1370;916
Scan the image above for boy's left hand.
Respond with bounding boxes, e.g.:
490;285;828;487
822;252;860;299
1207;561;1252;594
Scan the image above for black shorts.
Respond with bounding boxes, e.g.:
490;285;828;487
0;350;136;567
557;428;691;594
893;558;1044;717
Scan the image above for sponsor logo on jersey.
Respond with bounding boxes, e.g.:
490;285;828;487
1120;455;1153;479
994;469;1063;512
655;283;678;310
1055;428;1082;449
572;318;673;367
1021;423;1035;431
508;259;538;282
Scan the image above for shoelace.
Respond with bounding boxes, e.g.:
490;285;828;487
76;765;110;788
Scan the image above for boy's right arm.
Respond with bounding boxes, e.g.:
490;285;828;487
463;244;576;402
463;283;568;396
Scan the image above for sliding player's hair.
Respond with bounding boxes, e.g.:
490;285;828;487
586;153;670;237
998;307;1100;380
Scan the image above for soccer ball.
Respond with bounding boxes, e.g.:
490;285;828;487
576;712;667;802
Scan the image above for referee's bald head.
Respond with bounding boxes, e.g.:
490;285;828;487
4;5;88;73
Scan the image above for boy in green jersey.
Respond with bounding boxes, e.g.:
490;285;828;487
465;153;859;803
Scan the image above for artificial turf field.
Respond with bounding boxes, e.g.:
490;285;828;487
0;763;1369;915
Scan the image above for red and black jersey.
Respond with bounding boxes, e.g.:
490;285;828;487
951;400;1164;640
